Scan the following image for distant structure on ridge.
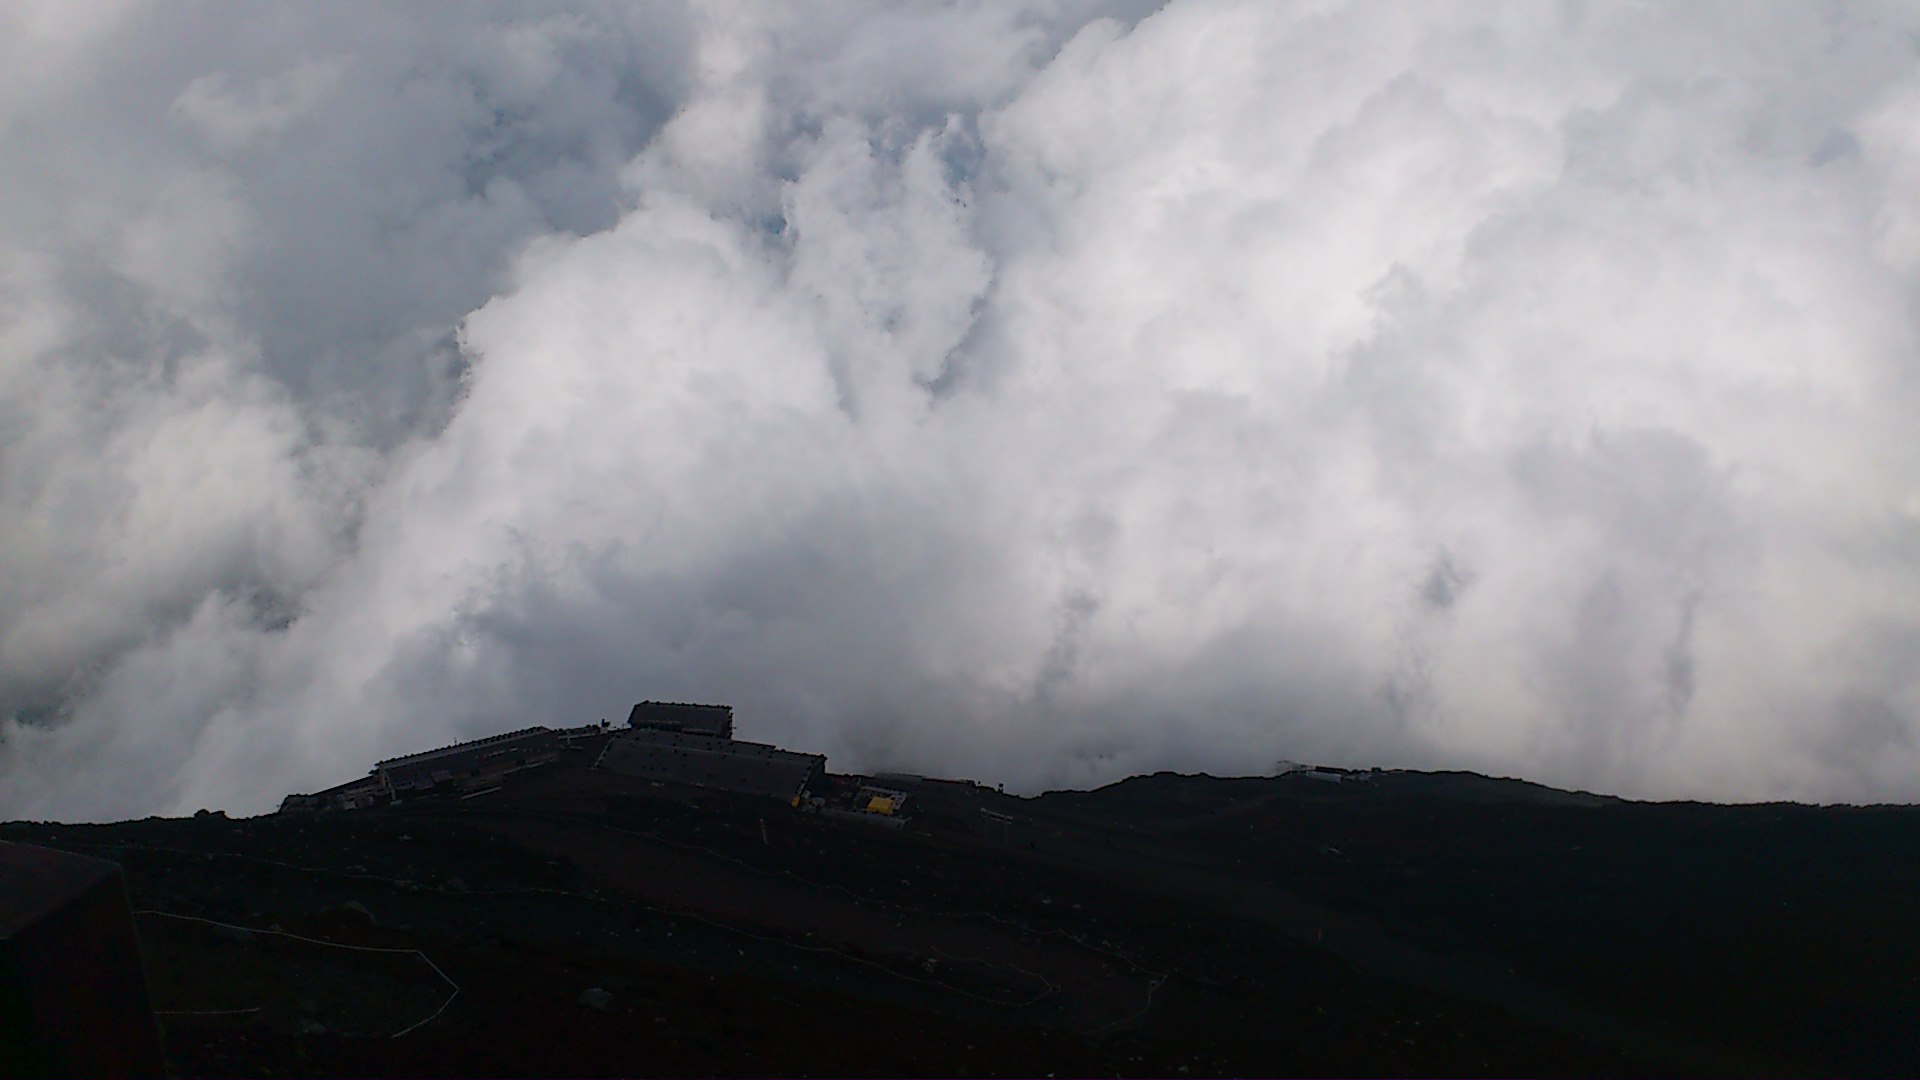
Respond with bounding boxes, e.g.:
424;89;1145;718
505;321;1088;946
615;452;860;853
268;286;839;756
280;701;827;812
278;698;925;829
626;701;734;739
600;701;821;803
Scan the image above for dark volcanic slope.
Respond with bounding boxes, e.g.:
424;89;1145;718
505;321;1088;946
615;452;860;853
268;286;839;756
7;765;1917;1078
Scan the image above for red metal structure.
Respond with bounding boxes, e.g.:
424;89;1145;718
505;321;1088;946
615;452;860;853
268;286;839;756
0;841;164;1077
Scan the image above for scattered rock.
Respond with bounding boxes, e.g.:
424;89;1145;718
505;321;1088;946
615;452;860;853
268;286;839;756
343;900;377;925
578;988;614;1011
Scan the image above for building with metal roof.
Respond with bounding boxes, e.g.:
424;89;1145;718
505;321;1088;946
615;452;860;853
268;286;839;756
596;728;823;802
376;726;609;799
626;701;734;739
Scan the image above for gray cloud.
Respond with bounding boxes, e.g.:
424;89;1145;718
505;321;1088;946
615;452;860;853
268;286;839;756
3;1;1917;819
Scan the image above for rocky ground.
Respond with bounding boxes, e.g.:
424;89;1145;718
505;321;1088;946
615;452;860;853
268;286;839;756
7;759;1917;1077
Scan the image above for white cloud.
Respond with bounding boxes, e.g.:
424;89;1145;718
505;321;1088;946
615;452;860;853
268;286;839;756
171;58;344;153
3;1;1917;818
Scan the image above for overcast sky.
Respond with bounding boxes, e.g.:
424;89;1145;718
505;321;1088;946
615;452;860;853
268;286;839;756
2;1;1917;819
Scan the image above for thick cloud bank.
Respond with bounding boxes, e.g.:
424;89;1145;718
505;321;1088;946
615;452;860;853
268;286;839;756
3;1;1917;818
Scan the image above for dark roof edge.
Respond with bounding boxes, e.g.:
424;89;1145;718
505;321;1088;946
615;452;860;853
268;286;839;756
375;726;553;770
